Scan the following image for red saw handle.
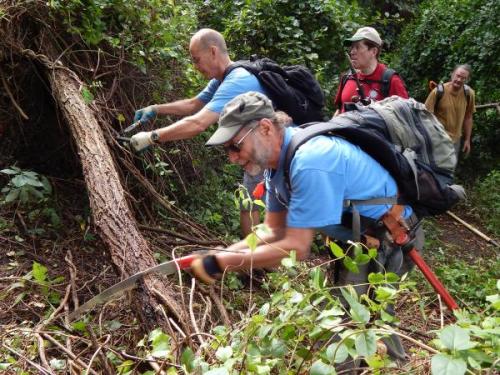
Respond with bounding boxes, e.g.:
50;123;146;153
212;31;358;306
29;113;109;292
176;254;198;270
407;248;459;310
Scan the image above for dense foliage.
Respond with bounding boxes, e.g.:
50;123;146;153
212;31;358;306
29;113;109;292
1;0;499;374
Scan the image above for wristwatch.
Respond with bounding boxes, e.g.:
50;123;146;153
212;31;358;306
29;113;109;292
150;131;161;144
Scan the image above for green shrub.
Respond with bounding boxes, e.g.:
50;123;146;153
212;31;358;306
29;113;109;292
469;170;500;236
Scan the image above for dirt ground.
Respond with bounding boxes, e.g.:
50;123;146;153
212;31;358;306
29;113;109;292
0;201;498;373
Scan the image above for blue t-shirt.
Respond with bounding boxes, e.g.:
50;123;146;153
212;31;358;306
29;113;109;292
196;67;266;114
265;127;412;240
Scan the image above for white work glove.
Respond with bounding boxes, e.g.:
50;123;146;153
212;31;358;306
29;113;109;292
130;131;159;152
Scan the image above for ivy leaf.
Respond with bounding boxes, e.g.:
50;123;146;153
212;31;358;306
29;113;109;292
329;242;345;258
326;342;349;364
259;303;270;316
215;346;233;362
431;354;467;375
355;331;376;357
181;347;195;372
270;338;287;357
81;86;94;104
246;232;258;251
439;325;475;351
49;358;66;370
385;273;400;283
149;330;171;358
354;253;371;265
343;256;359;273
71;321;87;332
32;262;48;283
281;251;296;268
204;368;229;375
367;273;385;284
310;360;337;375
368;248;378;259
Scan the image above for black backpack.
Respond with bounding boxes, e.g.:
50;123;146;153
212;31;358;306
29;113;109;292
283;99;464;221
223;57;326;125
339;67;398;99
434;83;471;112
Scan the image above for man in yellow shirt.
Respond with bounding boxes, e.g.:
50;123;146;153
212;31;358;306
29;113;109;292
425;64;476;161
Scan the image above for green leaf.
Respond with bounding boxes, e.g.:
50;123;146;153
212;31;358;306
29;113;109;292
281;251;296;268
150;330;171;358
4;189;19;203
181;347;195;372
439;325;475;351
326;342;349;364
270;338;287;357
71;321;87;332
354;253;371;265
259;303;270;316
431;354;467;375
355;331;376;357
350;302;370;324
105;320;122;331
0;168;20;175
329;242;345;258
367;273;385;284
215;346;232;362
290;291;304;304
0;363;11;370
374;286;397;302
246;232;258;251
368;248;378;259
310;360;336;375
49;358;66;370
385;273;400;283
32;262;48;282
81;86;94;104
204;368;229;375
343;256;359;273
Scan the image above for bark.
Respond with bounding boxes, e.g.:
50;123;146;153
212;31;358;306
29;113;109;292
37;51;189;333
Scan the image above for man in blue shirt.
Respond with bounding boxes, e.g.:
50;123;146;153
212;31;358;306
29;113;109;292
129;29;267;237
190;91;424;365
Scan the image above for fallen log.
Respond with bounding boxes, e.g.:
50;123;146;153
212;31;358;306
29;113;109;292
22;45;190;333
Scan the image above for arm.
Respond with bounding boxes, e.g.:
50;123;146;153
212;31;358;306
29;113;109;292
156;107;219;142
217;226;314;271
155;97;205;117
462;114;473;154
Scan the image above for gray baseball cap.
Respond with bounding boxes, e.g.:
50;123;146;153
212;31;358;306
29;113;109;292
205;92;275;146
344;27;382;46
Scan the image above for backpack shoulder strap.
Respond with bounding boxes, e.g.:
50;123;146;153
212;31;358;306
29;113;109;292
222;59;263;81
380;68;396;97
435;83;445;112
463;84;471;106
284;120;354;189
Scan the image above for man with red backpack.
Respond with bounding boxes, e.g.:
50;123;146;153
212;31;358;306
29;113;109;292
333;27;408;114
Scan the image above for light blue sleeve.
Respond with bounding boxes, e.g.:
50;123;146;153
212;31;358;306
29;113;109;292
287;168;345;228
196;79;220;104
204;68;266;114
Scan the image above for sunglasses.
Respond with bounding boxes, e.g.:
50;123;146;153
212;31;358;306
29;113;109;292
224;126;256;153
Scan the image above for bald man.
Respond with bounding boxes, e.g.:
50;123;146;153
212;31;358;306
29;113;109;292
130;29;269;237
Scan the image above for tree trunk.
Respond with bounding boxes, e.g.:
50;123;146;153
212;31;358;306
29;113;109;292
40;54;189;333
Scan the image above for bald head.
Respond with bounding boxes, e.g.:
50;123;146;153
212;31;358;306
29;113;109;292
190;28;228;55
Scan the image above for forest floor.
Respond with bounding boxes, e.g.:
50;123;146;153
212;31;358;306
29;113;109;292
0;198;498;373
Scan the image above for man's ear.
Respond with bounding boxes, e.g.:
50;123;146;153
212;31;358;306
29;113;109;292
258;118;273;135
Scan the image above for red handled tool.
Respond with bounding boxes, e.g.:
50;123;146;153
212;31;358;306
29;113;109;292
68;254;197;321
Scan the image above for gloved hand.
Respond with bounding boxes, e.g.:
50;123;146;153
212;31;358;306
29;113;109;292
190;254;222;284
130;131;156;152
133;105;157;124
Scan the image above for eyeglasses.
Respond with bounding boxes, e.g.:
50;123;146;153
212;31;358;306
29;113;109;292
224;126;256;153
